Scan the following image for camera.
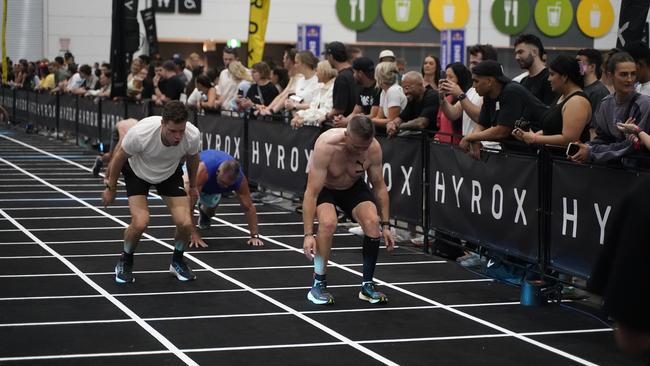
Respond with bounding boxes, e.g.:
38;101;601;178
237;89;244;97
514;118;531;132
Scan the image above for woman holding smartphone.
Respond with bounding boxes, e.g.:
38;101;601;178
512;55;591;146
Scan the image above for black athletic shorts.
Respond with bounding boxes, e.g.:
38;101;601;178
122;161;186;197
316;179;375;219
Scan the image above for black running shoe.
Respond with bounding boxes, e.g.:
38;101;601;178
92;156;103;177
170;258;196;281
197;205;211;230
115;258;135;284
359;282;388;304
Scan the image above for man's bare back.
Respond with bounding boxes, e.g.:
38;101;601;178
314;128;382;190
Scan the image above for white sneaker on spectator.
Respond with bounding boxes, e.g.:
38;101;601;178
348;225;364;236
348;225;391;238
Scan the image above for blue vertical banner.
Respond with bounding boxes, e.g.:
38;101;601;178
440;29;465;68
297;24;321;57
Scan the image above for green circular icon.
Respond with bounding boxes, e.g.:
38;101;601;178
491;0;530;35
381;0;424;32
336;0;379;31
534;0;573;36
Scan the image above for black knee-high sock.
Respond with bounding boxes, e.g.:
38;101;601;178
362;236;381;282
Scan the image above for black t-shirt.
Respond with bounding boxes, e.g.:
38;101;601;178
478;81;548;131
520;68;558;106
141;78;154;99
333;67;358;116
583;80;610;128
399;88;439;132
246;82;279;106
159;75;185;101
357;83;380;115
540;91;590;142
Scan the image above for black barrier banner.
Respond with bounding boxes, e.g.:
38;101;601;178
14;89;29;124
549;160;649;278
428;143;540;261
126;101;148;120
28;91;39;128
35;93;57;130
376;135;423;225
1;87;12;119
197;113;244;160
77;96;100;140
101;99;125;143
247;120;319;194
58;94;77;135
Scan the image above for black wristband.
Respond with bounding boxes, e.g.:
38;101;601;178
251;234;259;239
380;221;390;227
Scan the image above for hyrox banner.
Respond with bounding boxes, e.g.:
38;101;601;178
376;134;423;225
197;113;245;161
428;143;540;262
28;91;57;131
14;89;29;125
549;160;649;279
246;119;318;194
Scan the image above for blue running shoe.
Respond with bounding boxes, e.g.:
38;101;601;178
307;281;335;305
359;282;388;304
170;258;196;281
197;205;211;230
115;258;135;284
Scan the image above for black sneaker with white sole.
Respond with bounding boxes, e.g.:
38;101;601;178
170;258;196;281
115;258;135;284
197;206;211;230
92;156;103;177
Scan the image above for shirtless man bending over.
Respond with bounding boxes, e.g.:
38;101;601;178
302;115;395;305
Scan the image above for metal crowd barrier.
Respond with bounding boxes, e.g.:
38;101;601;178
3;83;646;283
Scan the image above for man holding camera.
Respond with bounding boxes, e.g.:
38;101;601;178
459;60;547;158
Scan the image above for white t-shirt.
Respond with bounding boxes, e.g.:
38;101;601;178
294;73;319;104
218;69;238;110
65;73;85;91
121;116;200;184
380;83;407;117
186;88;203;106
637;81;650;96
462;87;481;137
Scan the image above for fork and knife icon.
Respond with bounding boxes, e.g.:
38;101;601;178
504;0;519;27
349;0;366;22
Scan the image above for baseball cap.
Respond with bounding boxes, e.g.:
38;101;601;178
352;56;375;77
379;49;396;61
472;60;510;83
325;41;347;62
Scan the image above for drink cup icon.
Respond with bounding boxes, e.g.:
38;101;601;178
395;0;411;22
443;3;455;23
547;2;562;27
590;4;601;28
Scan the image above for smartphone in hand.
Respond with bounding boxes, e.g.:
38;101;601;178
566;142;580;156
